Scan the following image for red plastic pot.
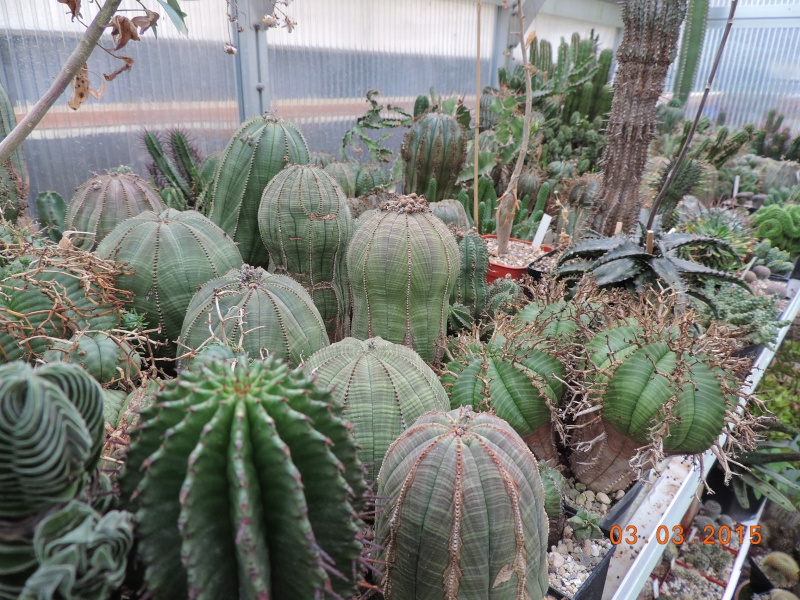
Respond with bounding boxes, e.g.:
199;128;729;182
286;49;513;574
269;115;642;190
482;234;552;284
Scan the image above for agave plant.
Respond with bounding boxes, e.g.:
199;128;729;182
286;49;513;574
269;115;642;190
555;219;746;305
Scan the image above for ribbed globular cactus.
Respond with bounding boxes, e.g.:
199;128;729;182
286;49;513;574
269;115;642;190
179;265;328;367
323;162;358;197
303;337;450;481
96;209;242;346
35;191;66;242
430;199;469;231
539;464;567;549
347;195;460;363
64;167;165;250
354;163;391;197
257;165;353;341
121;355;365;600
43;331;141;386
376;407;549;600
401;112;467;202
0;362;104;518
208;115;309;267
450;229;489;319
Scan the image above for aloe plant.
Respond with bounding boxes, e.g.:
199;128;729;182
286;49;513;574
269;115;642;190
375;407;549;600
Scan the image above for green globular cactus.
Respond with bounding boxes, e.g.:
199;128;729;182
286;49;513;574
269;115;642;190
35;191;66;242
347;195;460;363
43;331;141;386
96;209;243;347
179;265;329;367
0;158;28;222
355;162;391;197
121;355;365;600
401;112;467;202
65;167;165;251
539;464;567;549
568;509;603;542
518;170;541;212
375;407;549;600
450;230;489;319
413;94;430;118
310;151;336;168
0;362;104;518
323;162;358;197
0;82;27;188
430;199;469;231
752;204;800;257
302;337;450;482
762;552;800;587
441;323;565;462
208;115;309;267
257;165;353;341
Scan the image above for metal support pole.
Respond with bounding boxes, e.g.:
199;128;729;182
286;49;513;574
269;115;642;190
231;0;274;122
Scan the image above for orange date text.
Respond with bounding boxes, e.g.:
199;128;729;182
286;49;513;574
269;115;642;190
608;524;761;546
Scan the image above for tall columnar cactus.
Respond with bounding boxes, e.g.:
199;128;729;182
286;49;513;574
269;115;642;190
208;115;309;267
0;82;27;187
591;0;689;235
35;191;66;242
450;229;489;319
354;162;391;197
303;337;450;481
64;167;165;250
673;0;708;104
401;112;467;203
96;209;243;346
375;407;549;600
121;355;365;600
323;162;358;197
179;265;329;367
0;362;104;518
347;195;460;363
43;331;141;386
430;199;469;231
257;165;353;341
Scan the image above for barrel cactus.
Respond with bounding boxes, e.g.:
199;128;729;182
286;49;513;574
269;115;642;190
354;162;391;197
375;407;549;600
401;112;467;202
323;162;358;197
35;191;66;242
303;337;449;481
450;229;489;319
310;151;336;168
257;165;353;341
64;167;165;250
347;195;460;363
179;265;328;367
430;199;469;231
43;331;141;386
121;354;365;600
96;209;242;346
208;115;309;267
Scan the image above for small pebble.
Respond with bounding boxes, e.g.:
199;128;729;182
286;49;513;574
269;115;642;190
575;483;587;491
615;490;626;500
584;490;596;502
597;492;611;505
551;552;566;569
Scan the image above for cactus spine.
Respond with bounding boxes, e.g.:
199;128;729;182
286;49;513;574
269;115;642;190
121;355;365;600
401;112;467;202
179;265;329;367
65;167;165;250
35;191;66;242
257;165;353;341
376;407;549;600
303;337;450;481
347;195;460;363
208;116;309;267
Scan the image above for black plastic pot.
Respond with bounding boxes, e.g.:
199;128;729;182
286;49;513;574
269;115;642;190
527;248;558;281
733;343;765;363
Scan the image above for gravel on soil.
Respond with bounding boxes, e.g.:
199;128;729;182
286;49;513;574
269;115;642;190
485;237;549;268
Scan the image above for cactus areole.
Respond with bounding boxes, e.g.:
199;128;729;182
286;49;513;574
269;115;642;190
347;195;460;363
376;407;549;600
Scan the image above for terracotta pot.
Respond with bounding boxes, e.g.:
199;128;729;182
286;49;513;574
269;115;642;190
482;234;552;283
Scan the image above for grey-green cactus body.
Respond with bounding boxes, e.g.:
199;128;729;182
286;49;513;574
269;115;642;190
402;112;467;202
179;266;329;367
347;196;460;363
35;191;66;242
430;199;469;231
539;464;567;549
43;332;141;385
376;407;549;600
96;209;243;346
257;165;353;341
323;162;358;197
450;230;489;318
303;337;449;481
121;356;364;600
354;163;391;197
208;116;309;267
65;168;165;251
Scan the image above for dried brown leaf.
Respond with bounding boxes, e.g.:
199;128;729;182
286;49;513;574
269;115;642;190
56;0;81;20
109;15;140;51
104;56;135;82
131;9;160;35
68;63;90;110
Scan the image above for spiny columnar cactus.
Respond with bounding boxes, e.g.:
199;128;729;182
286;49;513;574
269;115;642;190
96;209;243;346
430;199;469;231
0;362;104;518
43;331;142;386
323;162;358;197
257;165;353;341
121;355;365;600
450;229;489;319
401;112;467;203
0;158;27;222
539;464;567;549
376;407;549;600
347;195;460;363
179;265;328;367
303;337;450;481
143;129;209;208
208;115;310;267
673;0;709;103
35;191;66;242
591;0;688;235
64;167;165;250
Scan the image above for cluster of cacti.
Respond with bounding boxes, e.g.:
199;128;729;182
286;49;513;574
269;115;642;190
375;407;549;600
647;157;705;230
752;109;800;162
449;229;489;320
143;129;212;209
678;206;754;271
347;195;460;362
35;191;66;242
401;112;467;202
752;203;800;257
302;337;449;481
208;115;309;267
121;354;365;599
179;265;329;367
64;166;165;250
561;38;614;122
751;239;795;274
457;175;497;233
43;331;142;386
257;164;353;340
96;208;243;346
